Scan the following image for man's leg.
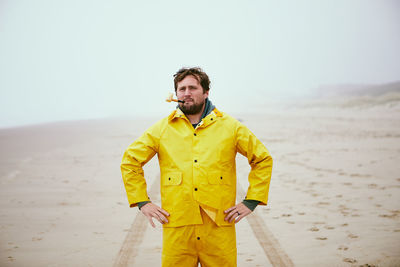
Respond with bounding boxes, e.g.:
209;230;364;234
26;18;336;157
162;225;199;267
197;208;237;267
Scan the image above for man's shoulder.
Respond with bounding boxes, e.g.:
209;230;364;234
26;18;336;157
216;111;255;136
215;109;241;125
143;113;171;133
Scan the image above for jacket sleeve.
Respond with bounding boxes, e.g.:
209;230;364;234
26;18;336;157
120;122;161;207
235;121;273;206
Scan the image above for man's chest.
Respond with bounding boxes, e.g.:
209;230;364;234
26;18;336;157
158;122;237;163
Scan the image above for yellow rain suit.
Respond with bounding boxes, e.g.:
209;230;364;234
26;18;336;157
121;107;273;266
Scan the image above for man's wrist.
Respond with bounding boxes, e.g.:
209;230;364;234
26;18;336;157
137;201;151;210
242;199;260;211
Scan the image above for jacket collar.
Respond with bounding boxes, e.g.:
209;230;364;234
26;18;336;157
168;107;223;124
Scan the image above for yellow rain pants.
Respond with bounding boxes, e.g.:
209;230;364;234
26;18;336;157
162;208;237;267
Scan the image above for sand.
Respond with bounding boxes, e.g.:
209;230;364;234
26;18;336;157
1;99;400;266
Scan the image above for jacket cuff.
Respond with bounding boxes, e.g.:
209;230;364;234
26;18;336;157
137;201;151;210
242;199;260;211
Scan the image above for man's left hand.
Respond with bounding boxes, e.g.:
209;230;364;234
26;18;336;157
224;203;252;223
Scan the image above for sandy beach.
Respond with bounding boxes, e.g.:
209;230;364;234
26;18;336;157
1;97;400;266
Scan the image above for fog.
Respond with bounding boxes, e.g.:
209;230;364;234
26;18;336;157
1;0;399;127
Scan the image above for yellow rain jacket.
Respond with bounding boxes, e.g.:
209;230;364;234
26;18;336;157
121;108;273;227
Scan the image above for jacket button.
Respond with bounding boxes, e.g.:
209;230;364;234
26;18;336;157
194;133;197;136
197;237;200;240
211;118;213;121
194;188;198;191
220;176;223;179
194;159;197;163
168;177;171;180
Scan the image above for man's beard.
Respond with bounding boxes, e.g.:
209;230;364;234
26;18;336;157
179;100;205;115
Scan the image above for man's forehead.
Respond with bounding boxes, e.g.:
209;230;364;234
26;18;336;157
177;75;200;87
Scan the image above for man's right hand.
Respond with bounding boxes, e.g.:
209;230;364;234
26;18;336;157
140;203;170;228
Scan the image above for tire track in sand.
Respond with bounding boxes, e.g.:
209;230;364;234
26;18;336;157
113;177;160;267
237;183;294;267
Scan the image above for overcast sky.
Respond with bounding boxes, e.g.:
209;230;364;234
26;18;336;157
0;0;399;127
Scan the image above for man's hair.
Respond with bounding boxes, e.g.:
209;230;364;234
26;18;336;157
173;67;210;93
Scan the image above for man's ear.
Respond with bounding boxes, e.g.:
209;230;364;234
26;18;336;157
204;90;209;98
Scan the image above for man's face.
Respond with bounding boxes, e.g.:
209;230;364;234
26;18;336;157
176;75;209;115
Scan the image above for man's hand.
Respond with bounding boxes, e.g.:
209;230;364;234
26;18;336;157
140;203;170;228
224;203;252;223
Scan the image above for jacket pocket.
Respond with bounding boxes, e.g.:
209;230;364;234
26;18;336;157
162;172;182;186
207;171;231;185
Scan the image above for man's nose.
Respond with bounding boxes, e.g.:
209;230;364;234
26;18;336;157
183;89;191;96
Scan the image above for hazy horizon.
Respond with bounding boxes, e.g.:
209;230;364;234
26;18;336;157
1;0;399;128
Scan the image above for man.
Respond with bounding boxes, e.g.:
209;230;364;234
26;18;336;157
121;67;273;266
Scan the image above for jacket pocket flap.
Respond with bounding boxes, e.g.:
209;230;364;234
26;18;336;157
163;172;182;186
